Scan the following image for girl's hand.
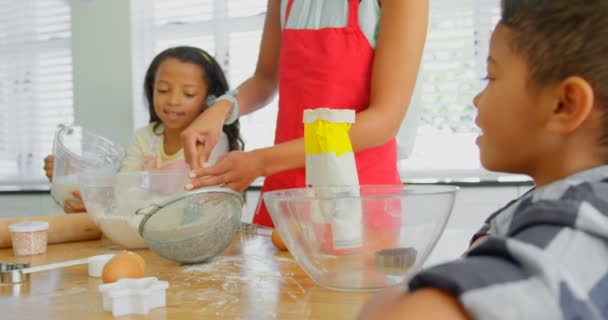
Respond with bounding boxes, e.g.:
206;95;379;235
186;150;264;192
64;190;86;213
181;99;233;171
43;155;54;182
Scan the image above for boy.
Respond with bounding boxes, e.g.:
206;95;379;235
358;0;608;319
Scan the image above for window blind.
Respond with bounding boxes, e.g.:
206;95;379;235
0;0;73;189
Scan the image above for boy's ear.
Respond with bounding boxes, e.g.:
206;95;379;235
547;76;595;133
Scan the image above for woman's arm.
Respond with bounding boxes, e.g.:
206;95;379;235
182;0;282;169
352;0;428;150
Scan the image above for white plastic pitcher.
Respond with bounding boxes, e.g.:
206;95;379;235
50;124;125;207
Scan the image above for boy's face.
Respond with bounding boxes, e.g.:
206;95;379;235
473;25;553;175
153;57;208;132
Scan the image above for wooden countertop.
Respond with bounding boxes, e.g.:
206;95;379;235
0;233;370;319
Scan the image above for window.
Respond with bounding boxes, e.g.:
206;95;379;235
0;0;73;189
130;0;529;183
397;0;530;182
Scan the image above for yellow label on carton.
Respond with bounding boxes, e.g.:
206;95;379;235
304;120;353;157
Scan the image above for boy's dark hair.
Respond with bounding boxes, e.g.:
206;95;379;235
500;0;608;154
144;46;243;151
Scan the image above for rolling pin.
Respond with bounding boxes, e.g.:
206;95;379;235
0;213;102;249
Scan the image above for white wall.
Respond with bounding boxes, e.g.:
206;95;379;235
70;0;135;147
0;193;62;218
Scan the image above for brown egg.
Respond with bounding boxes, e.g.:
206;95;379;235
271;228;288;251
101;250;146;283
122;250;146;272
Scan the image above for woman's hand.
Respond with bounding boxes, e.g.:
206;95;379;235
181;99;233;171
186;150;264;192
43;155;54;182
64;190;86;213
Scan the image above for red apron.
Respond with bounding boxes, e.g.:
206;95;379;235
254;0;400;227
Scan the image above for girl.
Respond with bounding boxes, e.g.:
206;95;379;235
121;46;243;172
44;46;243;212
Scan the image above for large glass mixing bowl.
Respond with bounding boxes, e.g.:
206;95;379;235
264;185;458;292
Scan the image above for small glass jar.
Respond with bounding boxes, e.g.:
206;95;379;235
9;221;50;256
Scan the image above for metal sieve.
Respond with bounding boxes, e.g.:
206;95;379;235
136;187;243;264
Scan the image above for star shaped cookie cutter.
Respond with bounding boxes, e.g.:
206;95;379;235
99;277;169;317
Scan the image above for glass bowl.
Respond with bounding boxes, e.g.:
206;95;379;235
78;169;191;249
263;185;458;292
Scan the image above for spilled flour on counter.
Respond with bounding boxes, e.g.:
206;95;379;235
166;253;310;318
38;287;88;298
182;256;247;273
180;255;287;287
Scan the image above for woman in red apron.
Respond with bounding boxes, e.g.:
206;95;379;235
182;1;428;229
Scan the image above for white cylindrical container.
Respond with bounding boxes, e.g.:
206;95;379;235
9;221;50;256
303;108;362;254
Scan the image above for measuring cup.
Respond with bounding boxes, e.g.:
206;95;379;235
0;254;115;284
50;124;125;207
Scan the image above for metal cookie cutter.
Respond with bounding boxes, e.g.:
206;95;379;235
375;247;418;275
0;263;30;284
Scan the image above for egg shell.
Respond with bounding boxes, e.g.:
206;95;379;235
271;229;288;251
120;250;146;272
101;250;146;283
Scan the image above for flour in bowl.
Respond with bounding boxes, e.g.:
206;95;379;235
93;210;146;249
